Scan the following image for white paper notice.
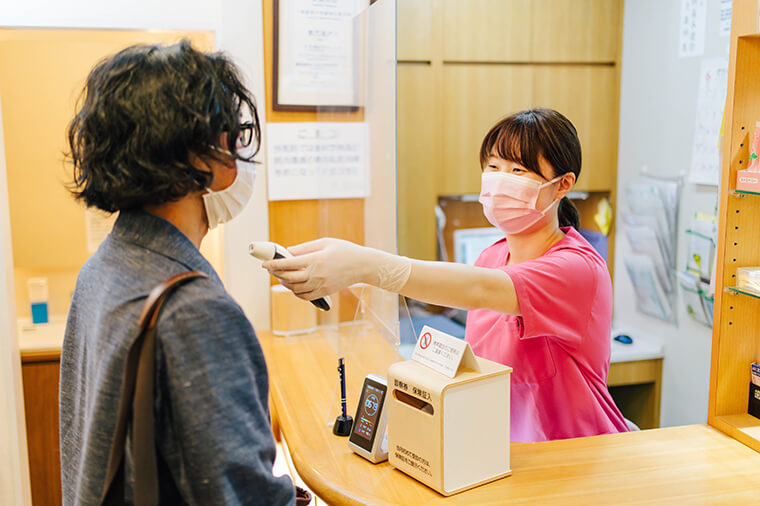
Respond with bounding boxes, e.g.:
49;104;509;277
689;58;729;186
278;0;363;107
411;326;479;378
266;122;369;200
720;0;732;37
85;209;117;253
679;0;707;57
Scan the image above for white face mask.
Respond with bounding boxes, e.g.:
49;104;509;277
202;161;256;229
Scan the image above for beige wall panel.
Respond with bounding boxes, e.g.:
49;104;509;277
0;31;213;272
398;0;433;61
531;0;620;62
440;65;533;195
0;29;213;319
441;0;532;62
533;65;617;191
0;39;86;271
397;64;437;260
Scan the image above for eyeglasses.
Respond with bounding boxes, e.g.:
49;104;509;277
209;122;255;157
239;122;254;148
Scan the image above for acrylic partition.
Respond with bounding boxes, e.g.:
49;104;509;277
318;0;401;350
264;0;403;427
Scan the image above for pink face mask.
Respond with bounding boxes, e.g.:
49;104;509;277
479;171;562;234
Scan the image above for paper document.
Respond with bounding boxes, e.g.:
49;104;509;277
624;254;673;322
625;225;673;293
677;271;710;326
622;176;680;323
266;122;369;200
720;0;732;37
679;0;706;57
689;58;729;186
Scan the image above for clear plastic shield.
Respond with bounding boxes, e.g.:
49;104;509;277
266;0;407;427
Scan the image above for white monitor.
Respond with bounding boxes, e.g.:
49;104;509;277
453;227;504;265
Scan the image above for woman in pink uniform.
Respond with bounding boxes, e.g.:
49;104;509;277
263;108;629;442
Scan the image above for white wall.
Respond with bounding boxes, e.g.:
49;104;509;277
0;0;222;30
0;3;271;502
615;0;729;427
0;98;32;506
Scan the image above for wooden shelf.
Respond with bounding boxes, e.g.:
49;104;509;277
713;414;760;453
708;1;760;456
731;189;760;197
726;286;760;299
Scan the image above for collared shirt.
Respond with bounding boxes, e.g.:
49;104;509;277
466;227;629;442
60;210;294;505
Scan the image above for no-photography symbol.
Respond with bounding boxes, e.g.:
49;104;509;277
420;332;432;350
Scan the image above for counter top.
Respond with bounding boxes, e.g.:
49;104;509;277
609;330;664;363
17;318;65;354
260;325;760;504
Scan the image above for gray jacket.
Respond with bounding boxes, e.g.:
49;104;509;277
60;210;295;505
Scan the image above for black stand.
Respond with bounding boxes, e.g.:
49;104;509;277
333;357;353;436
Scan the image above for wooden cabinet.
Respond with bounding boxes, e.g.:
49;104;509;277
398;0;433;61
441;0;532;62
708;1;760;454
608;358;663;430
533;65;618;191
397;63;438;260
530;0;620;63
438;65;618;195
440;0;619;63
21;351;61;506
440;65;534;195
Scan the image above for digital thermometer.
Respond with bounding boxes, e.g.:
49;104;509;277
248;241;332;311
348;374;389;463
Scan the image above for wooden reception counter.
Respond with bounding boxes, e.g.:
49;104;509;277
259;325;760;504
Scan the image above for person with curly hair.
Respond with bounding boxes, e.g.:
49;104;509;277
60;40;296;505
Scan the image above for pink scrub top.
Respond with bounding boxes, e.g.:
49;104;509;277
465;227;628;442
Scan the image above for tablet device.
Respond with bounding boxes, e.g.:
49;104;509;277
348;374;389;463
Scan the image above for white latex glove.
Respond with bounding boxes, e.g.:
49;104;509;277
262;238;411;301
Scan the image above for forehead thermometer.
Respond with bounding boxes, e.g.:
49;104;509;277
248;241;332;311
348;374;389;463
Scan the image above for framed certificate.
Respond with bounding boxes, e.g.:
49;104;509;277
273;0;365;111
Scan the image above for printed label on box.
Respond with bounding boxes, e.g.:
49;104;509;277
411;325;479;378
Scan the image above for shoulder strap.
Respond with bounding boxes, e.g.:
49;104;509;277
101;270;209;506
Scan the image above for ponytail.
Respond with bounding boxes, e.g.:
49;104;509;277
558;197;580;230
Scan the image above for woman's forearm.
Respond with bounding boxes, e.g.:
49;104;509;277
362;248;520;315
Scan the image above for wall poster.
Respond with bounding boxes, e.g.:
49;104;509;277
273;0;368;111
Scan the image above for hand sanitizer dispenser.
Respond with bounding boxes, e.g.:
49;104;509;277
387;326;512;496
28;278;49;324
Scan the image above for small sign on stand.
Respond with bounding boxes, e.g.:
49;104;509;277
411;325;479;378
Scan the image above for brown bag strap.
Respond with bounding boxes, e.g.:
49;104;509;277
101;271;208;506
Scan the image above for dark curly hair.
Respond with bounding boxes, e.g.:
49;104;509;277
480;108;581;230
67;40;260;212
